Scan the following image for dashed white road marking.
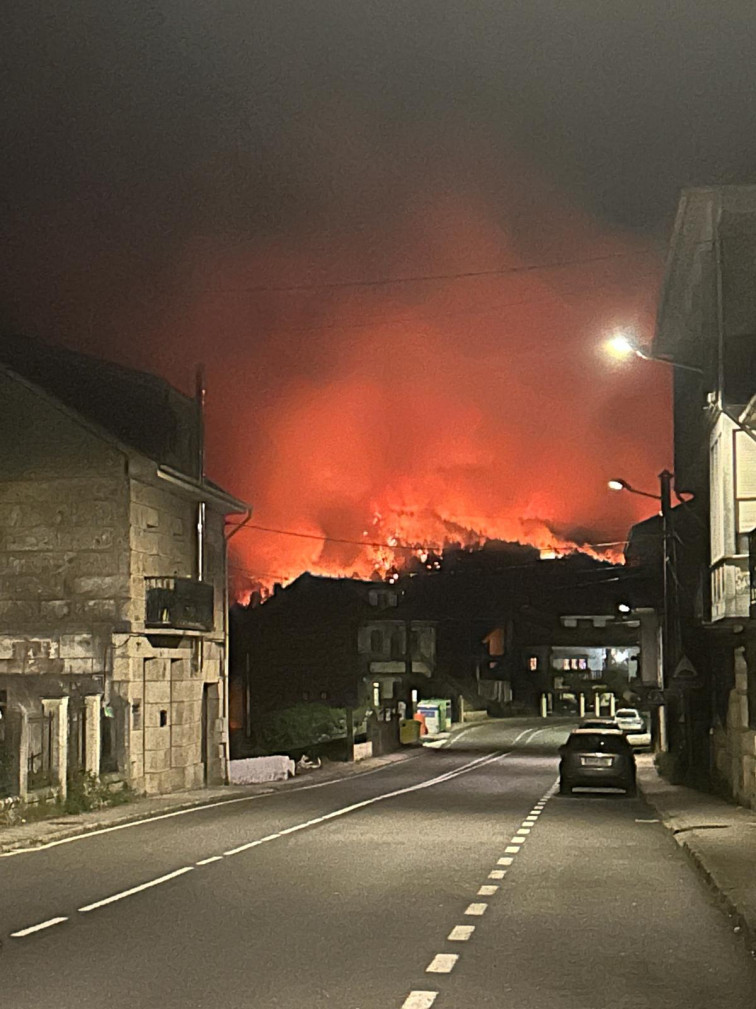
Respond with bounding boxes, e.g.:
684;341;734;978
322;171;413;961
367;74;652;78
464;902;488;916
426;953;459;973
488;869;506;879
477;884;499;896
196;855;223;865
11;916;68;937
525;815;539;821
516;828;531;835
448;925;476;941
504;846;520;854
78;867;194;912
497;856;514;865
401;992;438;1009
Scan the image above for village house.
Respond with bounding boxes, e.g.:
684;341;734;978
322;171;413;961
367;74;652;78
652;186;756;805
0;336;248;803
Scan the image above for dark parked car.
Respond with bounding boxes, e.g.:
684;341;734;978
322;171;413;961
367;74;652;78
559;729;637;796
579;717;620;730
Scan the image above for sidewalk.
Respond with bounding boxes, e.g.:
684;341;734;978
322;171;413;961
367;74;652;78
0;749;417;856
636;753;756;953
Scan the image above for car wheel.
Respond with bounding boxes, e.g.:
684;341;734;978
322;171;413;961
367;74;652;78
559;779;572;795
625;782;637;797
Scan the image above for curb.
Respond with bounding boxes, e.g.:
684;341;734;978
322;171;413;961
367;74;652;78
0;748;421;855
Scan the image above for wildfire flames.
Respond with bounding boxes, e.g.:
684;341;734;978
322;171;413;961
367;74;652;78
15;179;670;595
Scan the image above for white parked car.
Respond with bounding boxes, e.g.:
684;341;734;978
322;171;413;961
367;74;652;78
614;708;651;749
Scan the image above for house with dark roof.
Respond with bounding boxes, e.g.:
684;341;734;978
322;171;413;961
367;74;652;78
229;573;436;759
0;335;249;803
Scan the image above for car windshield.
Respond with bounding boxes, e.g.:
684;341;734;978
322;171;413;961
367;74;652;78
568;733;629;753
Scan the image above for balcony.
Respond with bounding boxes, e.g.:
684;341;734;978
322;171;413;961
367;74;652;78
145;577;214;632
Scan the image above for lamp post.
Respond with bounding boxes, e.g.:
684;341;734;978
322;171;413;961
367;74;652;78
605;332;703;374
609;471;674;752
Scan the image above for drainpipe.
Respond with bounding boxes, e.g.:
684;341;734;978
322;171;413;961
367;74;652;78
223;508;253;782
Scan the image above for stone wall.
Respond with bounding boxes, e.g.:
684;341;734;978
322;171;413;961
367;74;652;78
712;644;756;809
0;371;130;642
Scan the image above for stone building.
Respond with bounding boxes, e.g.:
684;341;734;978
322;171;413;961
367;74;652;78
0;336;248;802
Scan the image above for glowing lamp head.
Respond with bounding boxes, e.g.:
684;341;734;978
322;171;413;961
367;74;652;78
618;602;631;614
608;479;628;492
605;331;642;361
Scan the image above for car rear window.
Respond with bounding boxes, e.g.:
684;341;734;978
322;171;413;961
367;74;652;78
567;733;629;753
616;709;638;718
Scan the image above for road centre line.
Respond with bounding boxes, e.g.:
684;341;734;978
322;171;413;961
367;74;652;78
516;828;531;834
401;992;438;1009
489;869;506;879
464;902;488;916
426;953;459;973
448;925;475;940
78;867;194;913
220;750;509;857
0;755;423;859
11;916;67;938
196;855;223;865
497;856;513;865
477;885;499;896
505;846;520;853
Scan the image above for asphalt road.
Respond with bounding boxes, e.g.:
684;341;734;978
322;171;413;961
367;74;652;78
1;719;754;1008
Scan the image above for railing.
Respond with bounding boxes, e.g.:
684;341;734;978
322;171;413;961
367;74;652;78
145;576;214;631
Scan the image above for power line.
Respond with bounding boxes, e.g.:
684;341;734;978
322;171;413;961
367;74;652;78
225;519;635;555
219;249;657;295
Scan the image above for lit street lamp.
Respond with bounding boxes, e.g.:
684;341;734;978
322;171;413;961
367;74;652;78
604;331;703;374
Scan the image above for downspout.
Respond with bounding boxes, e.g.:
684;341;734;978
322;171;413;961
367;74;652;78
223;508;253;782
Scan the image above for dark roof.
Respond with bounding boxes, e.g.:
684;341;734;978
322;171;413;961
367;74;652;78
0;333;200;475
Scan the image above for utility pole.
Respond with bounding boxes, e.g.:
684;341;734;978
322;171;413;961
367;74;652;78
659;469;673;754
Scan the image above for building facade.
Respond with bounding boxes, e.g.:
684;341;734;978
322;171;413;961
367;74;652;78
0;340;247;802
653;186;756;805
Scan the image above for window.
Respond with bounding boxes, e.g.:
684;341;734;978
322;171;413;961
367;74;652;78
529;657;538;671
27;712;53;788
132;702;142;731
370;629;383;653
100;707;118;774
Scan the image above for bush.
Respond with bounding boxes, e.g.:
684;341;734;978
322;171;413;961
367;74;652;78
64;771;132;815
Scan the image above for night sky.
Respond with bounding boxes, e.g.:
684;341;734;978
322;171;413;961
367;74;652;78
5;3;756;584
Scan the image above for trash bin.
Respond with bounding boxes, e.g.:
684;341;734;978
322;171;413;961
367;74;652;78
400;718;421;744
417;699;453;735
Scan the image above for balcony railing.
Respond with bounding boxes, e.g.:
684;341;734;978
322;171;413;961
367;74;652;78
145;577;214;632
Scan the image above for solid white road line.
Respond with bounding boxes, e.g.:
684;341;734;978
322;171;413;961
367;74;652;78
426;953;459;973
401;992;438;1009
464;902;488;916
477;885;499;896
488;869;506;879
220;750;508;857
448;925;476;941
196;855;223;865
78;867;194;913
0;756;424;859
497;856;513;865
11;916;68;937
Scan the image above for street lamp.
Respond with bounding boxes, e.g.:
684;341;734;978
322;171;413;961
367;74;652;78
604;331;703;374
609;470;674;753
